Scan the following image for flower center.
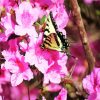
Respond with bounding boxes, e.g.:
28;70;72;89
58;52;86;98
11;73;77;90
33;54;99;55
21;11;32;27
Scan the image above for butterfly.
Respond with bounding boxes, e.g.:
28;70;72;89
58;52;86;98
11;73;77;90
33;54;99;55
41;12;70;53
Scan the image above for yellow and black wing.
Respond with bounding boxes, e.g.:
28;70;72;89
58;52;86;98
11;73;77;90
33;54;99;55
41;12;69;52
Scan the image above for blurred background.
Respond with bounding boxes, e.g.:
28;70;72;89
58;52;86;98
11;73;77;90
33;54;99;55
65;0;100;81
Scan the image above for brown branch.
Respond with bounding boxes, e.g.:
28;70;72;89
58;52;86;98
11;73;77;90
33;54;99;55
69;0;95;75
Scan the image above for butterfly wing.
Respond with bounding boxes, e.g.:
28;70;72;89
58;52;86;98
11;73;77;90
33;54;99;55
41;12;69;52
42;33;64;51
43;12;57;39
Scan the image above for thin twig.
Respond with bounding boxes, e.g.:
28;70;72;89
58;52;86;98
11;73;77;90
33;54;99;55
27;84;30;100
69;0;95;75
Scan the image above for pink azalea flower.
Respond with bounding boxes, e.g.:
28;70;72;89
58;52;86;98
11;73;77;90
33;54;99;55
43;62;68;84
82;68;100;100
25;49;50;73
54;88;67;100
1;13;14;39
44;71;61;84
43;51;68;84
25;34;50;73
1;50;33;86
14;1;40;37
11;68;33;86
48;4;69;29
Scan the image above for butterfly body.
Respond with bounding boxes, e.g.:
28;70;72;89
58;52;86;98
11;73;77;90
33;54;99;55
41;12;70;52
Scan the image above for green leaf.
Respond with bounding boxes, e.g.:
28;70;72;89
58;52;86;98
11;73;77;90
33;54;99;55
40;15;46;25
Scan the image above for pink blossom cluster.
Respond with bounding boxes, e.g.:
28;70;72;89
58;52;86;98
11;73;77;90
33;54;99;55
0;0;68;99
83;68;100;100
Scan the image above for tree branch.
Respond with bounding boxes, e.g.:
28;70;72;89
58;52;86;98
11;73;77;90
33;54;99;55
69;0;95;75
